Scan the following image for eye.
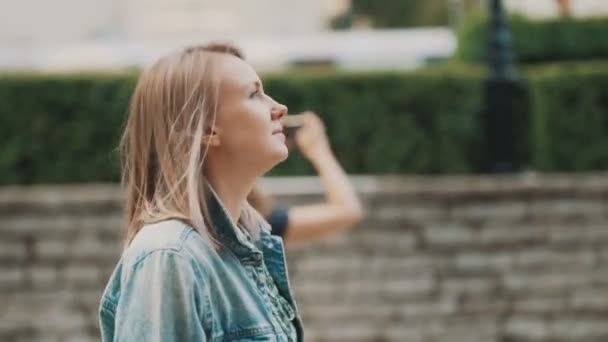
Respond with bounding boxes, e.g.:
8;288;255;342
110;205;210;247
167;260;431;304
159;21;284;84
250;89;260;99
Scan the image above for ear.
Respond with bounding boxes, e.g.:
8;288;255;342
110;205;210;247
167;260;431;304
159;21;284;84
203;127;221;147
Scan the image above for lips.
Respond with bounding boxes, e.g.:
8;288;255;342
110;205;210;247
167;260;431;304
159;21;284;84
272;128;286;142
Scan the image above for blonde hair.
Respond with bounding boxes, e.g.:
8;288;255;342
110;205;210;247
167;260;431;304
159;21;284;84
120;43;265;247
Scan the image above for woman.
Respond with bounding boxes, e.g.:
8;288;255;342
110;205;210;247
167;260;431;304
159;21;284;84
99;43;303;341
249;112;363;244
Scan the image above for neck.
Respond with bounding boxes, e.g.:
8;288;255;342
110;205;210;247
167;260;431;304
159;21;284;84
206;163;257;226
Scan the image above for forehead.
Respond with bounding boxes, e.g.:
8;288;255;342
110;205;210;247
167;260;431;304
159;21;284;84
215;54;260;94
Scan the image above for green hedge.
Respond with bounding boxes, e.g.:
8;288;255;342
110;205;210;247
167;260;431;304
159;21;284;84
0;68;499;184
0;73;136;184
265;68;496;176
1;62;607;184
457;15;608;64
529;62;608;171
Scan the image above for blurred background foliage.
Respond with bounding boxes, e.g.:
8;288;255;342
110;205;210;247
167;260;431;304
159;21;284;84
457;15;608;64
2;61;608;184
331;0;482;29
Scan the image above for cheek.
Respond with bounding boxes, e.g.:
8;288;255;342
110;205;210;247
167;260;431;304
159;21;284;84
222;104;270;147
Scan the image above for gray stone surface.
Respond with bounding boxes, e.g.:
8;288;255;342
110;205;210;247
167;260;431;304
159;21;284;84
1;174;608;341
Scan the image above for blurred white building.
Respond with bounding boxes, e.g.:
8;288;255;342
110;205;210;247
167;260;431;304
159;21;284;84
2;0;607;72
0;0;347;44
0;0;454;72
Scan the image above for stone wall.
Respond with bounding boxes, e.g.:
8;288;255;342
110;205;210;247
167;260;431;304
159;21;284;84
1;174;607;342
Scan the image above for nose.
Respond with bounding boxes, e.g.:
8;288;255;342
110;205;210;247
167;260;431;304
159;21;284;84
271;102;287;120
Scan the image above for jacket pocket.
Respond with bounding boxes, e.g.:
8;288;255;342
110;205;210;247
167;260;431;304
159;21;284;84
224;325;277;341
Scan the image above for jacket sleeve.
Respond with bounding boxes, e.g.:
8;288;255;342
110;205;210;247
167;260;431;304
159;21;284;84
112;249;209;342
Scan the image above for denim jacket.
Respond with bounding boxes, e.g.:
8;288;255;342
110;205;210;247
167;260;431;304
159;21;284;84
99;191;304;341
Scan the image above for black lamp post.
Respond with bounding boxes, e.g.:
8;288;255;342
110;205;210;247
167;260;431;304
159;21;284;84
484;0;517;173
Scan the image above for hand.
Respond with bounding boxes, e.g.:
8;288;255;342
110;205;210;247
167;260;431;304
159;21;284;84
292;112;331;162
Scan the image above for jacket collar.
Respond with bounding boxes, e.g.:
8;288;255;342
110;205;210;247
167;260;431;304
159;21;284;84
206;184;264;263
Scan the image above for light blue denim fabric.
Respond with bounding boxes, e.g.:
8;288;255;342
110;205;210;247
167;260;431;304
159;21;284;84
99;190;304;341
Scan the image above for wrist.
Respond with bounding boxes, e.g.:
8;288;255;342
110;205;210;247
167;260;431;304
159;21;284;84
309;145;335;167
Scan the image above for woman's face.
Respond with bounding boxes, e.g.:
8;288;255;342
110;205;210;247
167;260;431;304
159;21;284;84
210;54;288;175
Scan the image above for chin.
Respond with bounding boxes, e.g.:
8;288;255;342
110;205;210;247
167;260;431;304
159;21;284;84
253;142;288;175
264;146;288;170
273;146;289;163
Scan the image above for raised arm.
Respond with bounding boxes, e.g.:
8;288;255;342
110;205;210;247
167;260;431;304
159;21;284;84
282;112;364;244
